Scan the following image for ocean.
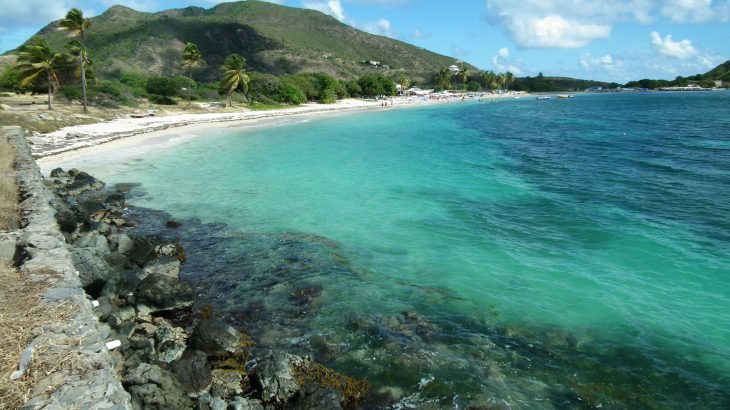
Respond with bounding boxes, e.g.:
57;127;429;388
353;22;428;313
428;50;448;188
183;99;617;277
78;92;730;408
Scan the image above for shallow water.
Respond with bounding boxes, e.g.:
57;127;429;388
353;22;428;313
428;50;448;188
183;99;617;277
82;92;729;408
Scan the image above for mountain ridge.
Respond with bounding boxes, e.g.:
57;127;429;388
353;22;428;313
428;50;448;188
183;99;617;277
21;0;470;83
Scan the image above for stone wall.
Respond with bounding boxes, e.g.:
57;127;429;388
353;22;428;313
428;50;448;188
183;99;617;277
2;126;131;409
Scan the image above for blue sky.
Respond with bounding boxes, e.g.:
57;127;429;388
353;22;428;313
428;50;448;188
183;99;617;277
1;0;728;83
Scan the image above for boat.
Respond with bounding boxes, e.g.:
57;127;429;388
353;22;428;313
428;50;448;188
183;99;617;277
557;95;574;98
536;96;551;100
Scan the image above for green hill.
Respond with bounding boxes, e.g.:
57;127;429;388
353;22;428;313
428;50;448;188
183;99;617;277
703;60;730;81
514;75;614;92
21;0;468;83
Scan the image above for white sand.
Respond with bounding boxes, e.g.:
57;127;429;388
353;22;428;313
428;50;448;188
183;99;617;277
36;93;526;172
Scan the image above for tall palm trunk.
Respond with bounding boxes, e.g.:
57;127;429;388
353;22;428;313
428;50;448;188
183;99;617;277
47;71;53;110
80;32;88;112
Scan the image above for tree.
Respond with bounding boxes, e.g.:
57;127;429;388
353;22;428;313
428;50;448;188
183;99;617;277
481;70;497;91
220;54;250;107
13;37;67;110
459;65;468;90
436;68;451;91
504;71;515;91
59;8;92;112
357;74;396;97
181;42;206;105
396;73;411;94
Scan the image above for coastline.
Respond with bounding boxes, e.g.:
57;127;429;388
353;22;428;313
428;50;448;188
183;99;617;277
36;93;525;172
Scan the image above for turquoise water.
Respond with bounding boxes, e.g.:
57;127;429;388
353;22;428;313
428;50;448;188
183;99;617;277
85;92;729;408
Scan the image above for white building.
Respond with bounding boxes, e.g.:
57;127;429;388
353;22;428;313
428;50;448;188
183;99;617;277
448;65;459;74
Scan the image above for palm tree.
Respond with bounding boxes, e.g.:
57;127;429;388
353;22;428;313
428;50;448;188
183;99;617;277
59;8;92;112
481;70;496;92
459;65;468;90
497;72;508;92
436;68;451;91
14;37;66;110
504;71;515;91
181;42;206;105
220;54;250;107
396;73;411;95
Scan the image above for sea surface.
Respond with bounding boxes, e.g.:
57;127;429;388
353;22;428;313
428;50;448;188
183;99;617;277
81;92;730;408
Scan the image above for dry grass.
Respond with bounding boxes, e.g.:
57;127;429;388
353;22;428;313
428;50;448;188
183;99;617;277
0;136;18;231
0;264;80;409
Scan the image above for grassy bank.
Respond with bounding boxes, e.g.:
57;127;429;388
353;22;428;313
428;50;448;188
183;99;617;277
0;136;18;230
0;265;79;408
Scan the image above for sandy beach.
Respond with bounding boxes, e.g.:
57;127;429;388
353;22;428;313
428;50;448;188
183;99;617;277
36;93;525;173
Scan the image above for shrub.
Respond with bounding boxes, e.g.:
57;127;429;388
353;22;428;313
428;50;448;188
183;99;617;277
346;81;362;97
59;85;83;101
148;94;177;105
146;77;178;96
119;72;147;88
92;80;123;98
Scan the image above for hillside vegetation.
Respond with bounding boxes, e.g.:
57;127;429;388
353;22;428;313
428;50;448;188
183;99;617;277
27;1;464;83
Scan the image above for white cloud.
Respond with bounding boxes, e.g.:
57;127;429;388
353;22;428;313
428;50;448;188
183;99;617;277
510;15;611;48
302;0;346;21
650;31;697;59
491;47;524;74
580;53;624;69
362;18;395;37
485;0;654;48
660;0;730;22
649;31;723;71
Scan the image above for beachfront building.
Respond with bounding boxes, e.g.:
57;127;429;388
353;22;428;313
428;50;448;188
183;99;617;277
404;87;434;96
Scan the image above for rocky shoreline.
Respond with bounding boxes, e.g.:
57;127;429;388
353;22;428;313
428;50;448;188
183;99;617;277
45;167;371;409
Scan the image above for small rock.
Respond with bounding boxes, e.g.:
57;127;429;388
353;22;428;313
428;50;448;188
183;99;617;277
110;234;134;254
109;306;136;328
227;397;264;410
210;369;243;398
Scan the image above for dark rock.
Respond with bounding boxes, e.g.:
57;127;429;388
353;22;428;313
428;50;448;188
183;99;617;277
136;274;194;312
129;236;156;267
105;193;126;208
288;383;344;410
56;210;78;233
190;319;249;357
166;220;181;228
123;363;192;409
172;350;212;393
66;171;104;195
50;167;68;178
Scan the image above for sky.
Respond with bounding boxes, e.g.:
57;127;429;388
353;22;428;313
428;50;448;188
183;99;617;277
1;0;728;83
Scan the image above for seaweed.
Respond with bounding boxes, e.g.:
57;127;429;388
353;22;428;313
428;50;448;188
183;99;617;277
291;360;371;407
